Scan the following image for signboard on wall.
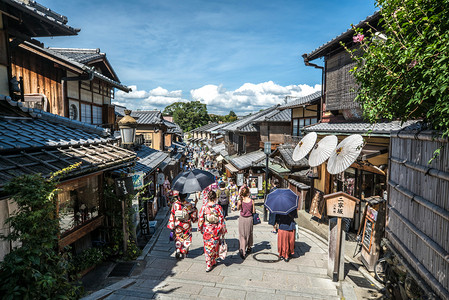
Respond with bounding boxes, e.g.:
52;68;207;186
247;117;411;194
157;173;165;185
130;172;144;190
115;177;134;197
237;173;244;186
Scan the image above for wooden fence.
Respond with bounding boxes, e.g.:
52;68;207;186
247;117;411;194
388;129;449;299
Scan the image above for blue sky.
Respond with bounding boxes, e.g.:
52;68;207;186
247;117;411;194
39;0;376;115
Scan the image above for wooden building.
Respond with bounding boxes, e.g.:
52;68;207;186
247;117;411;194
128;110;166;151
0;0;79;97
221;106;278;155
278;91;321;138
0;96;136;260
9;44;130;131
388;126;449;299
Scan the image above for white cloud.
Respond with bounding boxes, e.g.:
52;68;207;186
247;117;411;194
113;82;321;115
116;85;149;99
113;85;188;111
190;81;321;114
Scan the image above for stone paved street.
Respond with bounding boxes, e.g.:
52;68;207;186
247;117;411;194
84;199;361;299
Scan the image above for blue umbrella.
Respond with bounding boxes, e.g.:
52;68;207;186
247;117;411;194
264;188;299;215
171;169;215;194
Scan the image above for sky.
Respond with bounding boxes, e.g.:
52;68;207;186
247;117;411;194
39;0;377;115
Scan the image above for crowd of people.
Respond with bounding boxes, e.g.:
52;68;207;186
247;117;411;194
166;175;298;272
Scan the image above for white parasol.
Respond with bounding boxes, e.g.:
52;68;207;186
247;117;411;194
308;135;338;167
292;132;317;162
327;134;364;174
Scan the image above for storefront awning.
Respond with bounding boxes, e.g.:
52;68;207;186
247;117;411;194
225;163;239;173
216;155;224;162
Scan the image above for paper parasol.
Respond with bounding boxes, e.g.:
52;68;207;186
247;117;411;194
327;134;364;174
292;132;317;162
308;135;338;167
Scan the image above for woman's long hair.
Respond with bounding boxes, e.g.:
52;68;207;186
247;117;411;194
240;186;250;197
207;190;217;202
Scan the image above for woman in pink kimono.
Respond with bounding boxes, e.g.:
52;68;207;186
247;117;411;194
198;190;227;272
167;192;198;259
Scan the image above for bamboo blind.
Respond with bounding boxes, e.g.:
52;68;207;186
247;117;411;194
388;130;449;300
325;50;360;111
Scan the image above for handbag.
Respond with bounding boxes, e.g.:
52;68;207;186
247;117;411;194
219;238;227;260
295;224;300;240
253;212;261;225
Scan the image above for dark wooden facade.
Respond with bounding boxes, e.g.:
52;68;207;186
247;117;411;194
388;129;449;299
10;44;120;129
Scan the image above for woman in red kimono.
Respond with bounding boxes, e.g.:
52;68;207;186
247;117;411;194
198;190;227;272
167;192;198;259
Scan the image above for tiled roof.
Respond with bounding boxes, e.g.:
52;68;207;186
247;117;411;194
290;170;312;185
211;143;225;155
0;143;135;189
222;106;279;132
287;178;310;190
276;145;309;169
18;42;130;92
132;111;163;125
278;91;322;110
163;120;182;134
304;120;419;136
0;97;112;151
49;48;105;64
191;122;219;133
253;108;291;123
49;47;120;84
0;96;136;189
134;146;169;174
304;11;380;62
4;0;80;36
206;123;229;133
115;105;127;117
229;150;266;170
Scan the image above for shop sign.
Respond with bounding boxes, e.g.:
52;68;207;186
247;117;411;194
130;172;144;190
237;173;244;186
115;177;134;197
157;173;165;185
139;197;150;236
325;192;359;219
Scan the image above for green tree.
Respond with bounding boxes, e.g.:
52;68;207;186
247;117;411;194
347;0;449;137
0;172;81;299
164;101;210;131
227;110;238;122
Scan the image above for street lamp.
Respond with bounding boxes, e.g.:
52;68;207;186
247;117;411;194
118;109;137;149
263;141;271;222
117;109;137;253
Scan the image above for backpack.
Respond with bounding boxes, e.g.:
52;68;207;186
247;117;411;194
175;206;189;222
218;189;229;205
205;206;219;224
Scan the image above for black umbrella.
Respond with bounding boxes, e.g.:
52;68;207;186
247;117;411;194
171;169;216;194
208;169;221;177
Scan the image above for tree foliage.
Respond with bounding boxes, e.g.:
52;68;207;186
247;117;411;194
209;110;238;123
163;101;210;131
0;174;81;299
347;0;449;137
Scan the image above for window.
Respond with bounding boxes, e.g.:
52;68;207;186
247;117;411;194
69;104;78;120
143;133;152;147
92;106;102;125
81;103;92;124
292;117;319;136
58;176;100;234
292;119;298;136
